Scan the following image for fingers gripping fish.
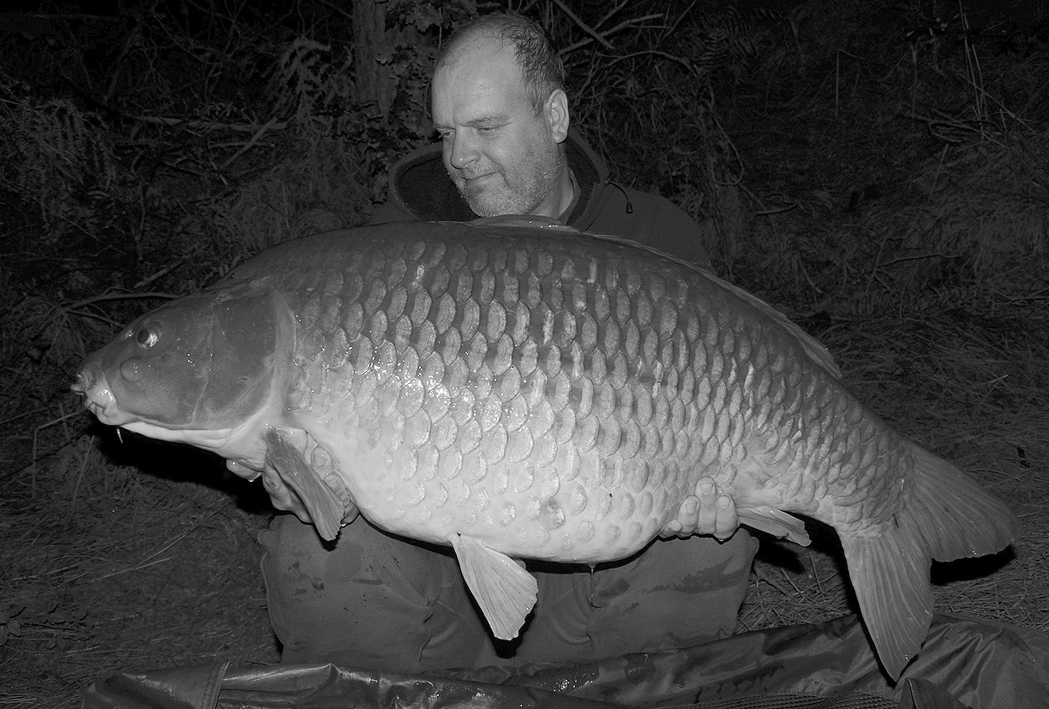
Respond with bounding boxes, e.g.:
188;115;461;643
72;219;1019;681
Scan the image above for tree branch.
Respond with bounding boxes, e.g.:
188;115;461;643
550;0;615;50
559;13;663;57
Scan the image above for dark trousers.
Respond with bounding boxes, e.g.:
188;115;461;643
259;511;758;672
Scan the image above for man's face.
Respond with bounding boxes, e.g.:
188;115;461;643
431;39;568;218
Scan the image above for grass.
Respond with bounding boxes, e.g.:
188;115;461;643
737;308;1049;639
0;422;279;707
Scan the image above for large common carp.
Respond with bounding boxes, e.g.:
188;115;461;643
73;219;1018;680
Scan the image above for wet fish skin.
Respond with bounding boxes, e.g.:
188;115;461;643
72;219;1019;680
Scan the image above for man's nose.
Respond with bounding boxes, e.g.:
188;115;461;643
447;132;479;170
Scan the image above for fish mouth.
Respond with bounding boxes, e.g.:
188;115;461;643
71;365;243;449
71;367;127;425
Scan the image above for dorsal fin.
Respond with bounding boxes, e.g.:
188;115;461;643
713;277;842;380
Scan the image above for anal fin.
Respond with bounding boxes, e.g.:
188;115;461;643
738;506;811;546
449;534;538;641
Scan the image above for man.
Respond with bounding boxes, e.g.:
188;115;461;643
259;12;757;673
82;13;1049;708
370;23;712;266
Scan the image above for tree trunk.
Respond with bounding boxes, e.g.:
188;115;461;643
352;0;396;114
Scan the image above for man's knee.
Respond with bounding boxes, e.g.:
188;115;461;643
587;531;758;654
510;532;758;664
259;513;484;671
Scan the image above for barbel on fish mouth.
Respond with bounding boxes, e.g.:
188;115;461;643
72;218;1019;681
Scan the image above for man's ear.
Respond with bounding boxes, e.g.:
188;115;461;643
545;89;570;143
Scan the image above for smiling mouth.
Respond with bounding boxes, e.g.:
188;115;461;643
465;173;505;195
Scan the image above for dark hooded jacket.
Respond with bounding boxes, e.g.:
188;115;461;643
371;130;713;269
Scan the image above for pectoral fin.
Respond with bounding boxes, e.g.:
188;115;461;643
449;534;538;640
738;506;811;546
264;428;345;541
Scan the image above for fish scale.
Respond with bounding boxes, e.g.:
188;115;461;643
298;231;821;541
73;218;1019;680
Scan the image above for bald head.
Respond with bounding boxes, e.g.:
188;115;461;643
436;13;565;116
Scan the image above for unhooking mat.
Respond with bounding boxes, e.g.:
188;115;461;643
81;615;1049;709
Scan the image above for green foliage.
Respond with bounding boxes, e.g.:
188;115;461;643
0;75;116;234
268;0;477;201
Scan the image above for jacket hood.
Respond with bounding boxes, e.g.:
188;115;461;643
385;130;612;225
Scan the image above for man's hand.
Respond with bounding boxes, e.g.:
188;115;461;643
660;477;739;541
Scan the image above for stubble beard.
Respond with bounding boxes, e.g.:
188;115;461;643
456;144;563;218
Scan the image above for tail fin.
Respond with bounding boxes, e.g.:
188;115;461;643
840;444;1020;681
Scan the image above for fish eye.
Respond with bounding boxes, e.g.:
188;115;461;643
136;323;163;349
